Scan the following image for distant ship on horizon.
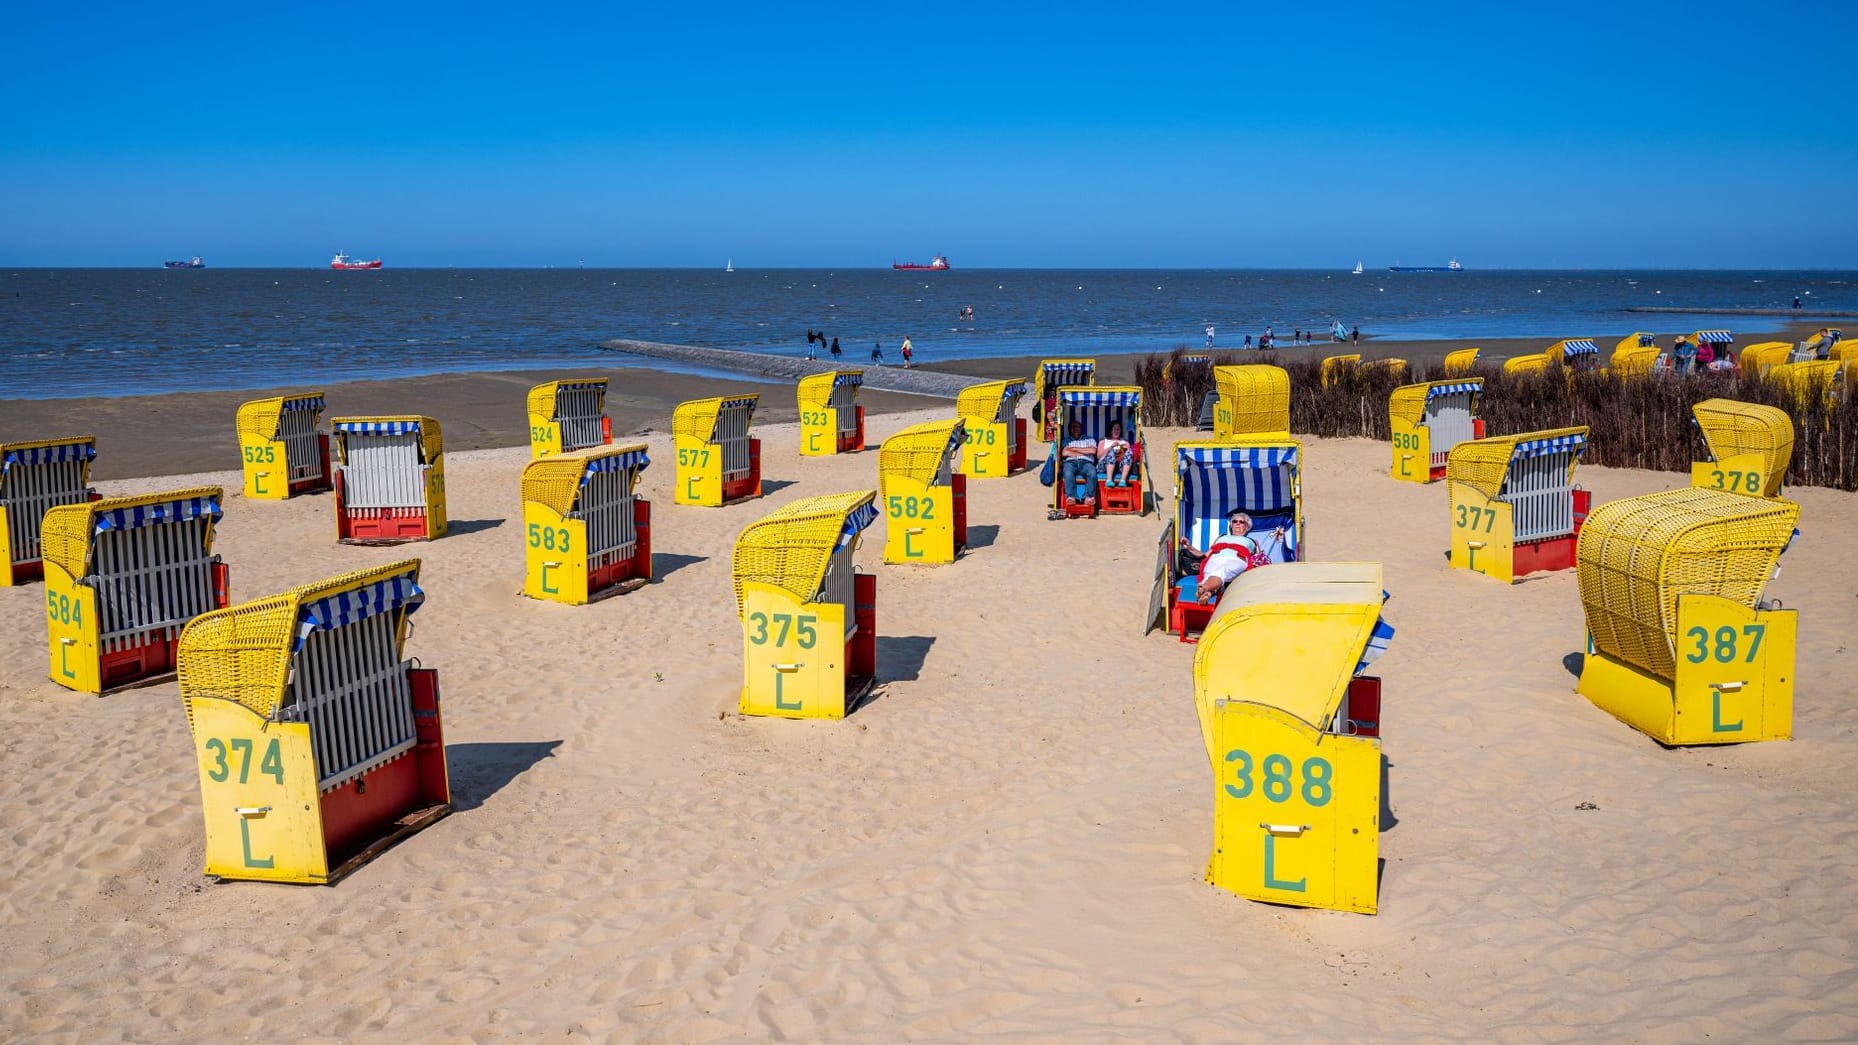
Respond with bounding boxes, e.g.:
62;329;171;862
331;251;383;270
1388;258;1464;273
164;256;205;269
893;254;950;271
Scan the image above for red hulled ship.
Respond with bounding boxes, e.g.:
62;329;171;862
892;254;950;271
331;251;383;270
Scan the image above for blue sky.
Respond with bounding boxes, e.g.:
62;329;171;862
3;1;1854;268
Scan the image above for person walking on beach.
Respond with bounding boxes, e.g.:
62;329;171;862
1351;325;1360;344
1794;296;1803;310
901;337;914;368
806;337;817;361
1243;335;1253;349
1206;325;1216;348
872;342;884;363
830;337;842;359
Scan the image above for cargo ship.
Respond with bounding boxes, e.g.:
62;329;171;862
1388;258;1463;272
164;256;205;269
331;251;383;270
893;254;950;271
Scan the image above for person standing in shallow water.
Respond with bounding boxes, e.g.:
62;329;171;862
901;337;914;368
830;337;841;359
871;342;884;363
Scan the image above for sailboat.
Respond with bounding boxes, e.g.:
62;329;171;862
1352;260;1364;275
725;258;734;273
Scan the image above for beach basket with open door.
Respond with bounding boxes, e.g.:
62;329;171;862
177;558;449;883
672;394;761;505
797;371;865;456
732;491;881;719
1051;386;1148;518
42;487;230;694
1034;359;1095;441
236;393;332;500
879;419;967;565
1153;439;1302;643
1576;488;1800;745
1193;562;1394;915
1;435;96;586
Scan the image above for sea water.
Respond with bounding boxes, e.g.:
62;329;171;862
1;267;1848;398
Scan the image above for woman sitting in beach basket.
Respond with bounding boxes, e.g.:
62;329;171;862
1187;510;1286;604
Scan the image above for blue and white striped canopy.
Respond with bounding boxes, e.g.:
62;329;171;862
335;420;422;437
295;571;424;648
834;501;880;551
1513;432;1588;460
1426;381;1481;400
1176;445;1300;553
834;372;864;388
583;448;651;476
1000;380;1029;400
719;396;759;413
1042;362;1093;384
945;424;966;460
1355;618;1395;675
557;380;606;393
1561;339;1600;356
281;395;325;413
1696;330;1733;344
1060;389;1140;408
94;495;222;533
3;440;96;473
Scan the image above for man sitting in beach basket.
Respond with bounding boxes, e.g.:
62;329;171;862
1151;439;1302;642
1033;359;1095;442
1446;427;1591;583
796;370;865;456
732;491;880;719
1388;378;1484;483
526;379;613;459
1690;398;1793;498
879;419;968;565
1211;364;1290;439
1048;386;1148;518
1193;562;1394;915
520;443;653;604
1;435;96;587
235;393;332;500
672;394;762;505
955;379;1029;478
42;487;231;695
177;559;450;883
1576;488;1800;745
331;416;448;543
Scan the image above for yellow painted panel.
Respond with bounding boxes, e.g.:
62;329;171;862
673;433;724;505
959;421;1011;478
522;501;591;604
1669;596;1794;744
740;582;847;719
238;433;289;500
1207;706;1380;914
883;483;956;565
1390;417;1431;483
527;416;563;459
188;698;328;883
799;407;840;457
44;563;100;694
425;455;449;538
1690;455;1772;498
1447;482;1514;583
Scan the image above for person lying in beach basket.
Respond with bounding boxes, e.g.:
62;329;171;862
1149;439;1301;642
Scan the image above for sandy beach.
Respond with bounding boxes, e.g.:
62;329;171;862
2;397;1855;1041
